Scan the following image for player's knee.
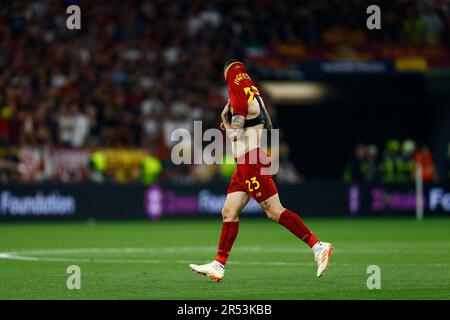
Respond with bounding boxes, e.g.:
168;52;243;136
263;205;285;222
264;210;277;221
221;206;239;222
264;210;280;221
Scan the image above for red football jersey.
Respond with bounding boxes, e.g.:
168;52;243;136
225;62;260;117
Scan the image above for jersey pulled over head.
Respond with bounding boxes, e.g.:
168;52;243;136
224;60;259;117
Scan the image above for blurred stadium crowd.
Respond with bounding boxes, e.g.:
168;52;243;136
0;0;449;184
344;139;446;184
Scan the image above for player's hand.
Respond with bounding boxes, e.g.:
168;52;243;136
220;122;226;130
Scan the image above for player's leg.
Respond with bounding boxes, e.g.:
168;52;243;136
189;191;249;281
259;193;319;246
259;193;333;277
216;191;250;263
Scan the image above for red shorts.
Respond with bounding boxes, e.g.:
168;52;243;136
227;148;278;202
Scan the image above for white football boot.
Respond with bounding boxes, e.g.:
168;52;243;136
313;242;333;277
189;260;225;282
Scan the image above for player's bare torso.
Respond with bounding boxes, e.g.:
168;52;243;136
230;98;264;159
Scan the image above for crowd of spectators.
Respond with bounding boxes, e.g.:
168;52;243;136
0;1;449;184
344;139;441;184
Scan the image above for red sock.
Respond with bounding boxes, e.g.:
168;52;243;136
278;209;319;247
215;221;239;265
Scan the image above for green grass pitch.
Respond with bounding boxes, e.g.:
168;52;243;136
0;218;449;300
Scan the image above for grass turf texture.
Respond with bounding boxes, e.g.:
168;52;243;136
0;218;449;300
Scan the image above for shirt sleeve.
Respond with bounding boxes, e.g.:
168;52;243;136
229;82;250;117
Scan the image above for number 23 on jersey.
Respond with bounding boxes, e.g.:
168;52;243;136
245;176;260;192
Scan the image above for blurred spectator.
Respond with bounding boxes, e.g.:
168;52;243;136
420;3;444;45
414;145;439;183
397;139;416;183
344;143;367;183
276;142;304;184
379;139;402;183
0;104;12;145
57;103;90;148
0;147;20;183
362;144;378;183
345;139;441;184
344;143;378;183
402;6;427;45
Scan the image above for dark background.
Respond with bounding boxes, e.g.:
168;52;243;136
277;75;448;179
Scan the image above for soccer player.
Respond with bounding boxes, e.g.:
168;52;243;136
189;60;332;281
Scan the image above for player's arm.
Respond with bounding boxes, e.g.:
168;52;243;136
220;101;231;130
260;98;273;131
220;102;244;141
226;85;248;141
226;114;244;141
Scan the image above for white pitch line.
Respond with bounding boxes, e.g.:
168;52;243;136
3;246;448;256
8;247;219;256
0;252;39;261
0;247;448;267
0;252;316;266
1;253;447;267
